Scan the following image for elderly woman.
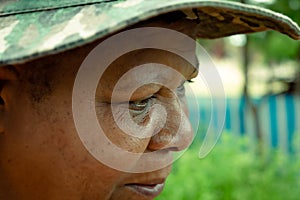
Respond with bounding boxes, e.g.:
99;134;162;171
0;0;299;199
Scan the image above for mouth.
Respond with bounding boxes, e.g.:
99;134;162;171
125;181;165;198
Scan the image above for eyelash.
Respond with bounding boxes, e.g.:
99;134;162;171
129;79;193;116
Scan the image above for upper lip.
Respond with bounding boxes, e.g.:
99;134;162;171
125;178;165;186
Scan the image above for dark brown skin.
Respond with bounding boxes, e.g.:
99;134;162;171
0;22;198;199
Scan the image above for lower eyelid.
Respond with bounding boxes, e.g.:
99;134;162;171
130;108;151;124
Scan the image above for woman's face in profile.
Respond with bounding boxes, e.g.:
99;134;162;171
0;35;198;199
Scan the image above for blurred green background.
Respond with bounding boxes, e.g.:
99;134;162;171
156;0;300;199
156;134;300;200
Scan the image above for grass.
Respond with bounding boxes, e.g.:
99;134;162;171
156;133;300;200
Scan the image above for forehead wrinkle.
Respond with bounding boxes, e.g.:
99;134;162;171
98;48;197;99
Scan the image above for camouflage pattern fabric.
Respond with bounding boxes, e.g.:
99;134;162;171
0;0;300;65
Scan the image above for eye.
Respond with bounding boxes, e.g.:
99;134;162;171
177;83;185;96
129;96;155;116
177;79;193;98
176;81;187;97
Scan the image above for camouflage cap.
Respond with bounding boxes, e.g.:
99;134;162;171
0;0;300;65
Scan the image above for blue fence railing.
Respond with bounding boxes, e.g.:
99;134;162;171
190;95;300;153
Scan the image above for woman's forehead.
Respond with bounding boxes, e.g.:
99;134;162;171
98;49;197;83
94;48;198;101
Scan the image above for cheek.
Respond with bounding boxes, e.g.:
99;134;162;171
1;96;126;198
97;105;150;153
182;98;189;116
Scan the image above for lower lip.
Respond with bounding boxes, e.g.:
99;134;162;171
125;183;165;198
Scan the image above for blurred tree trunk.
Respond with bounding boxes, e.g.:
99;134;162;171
242;35;263;155
240;0;263;155
296;45;300;93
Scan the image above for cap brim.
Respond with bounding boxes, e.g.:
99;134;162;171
0;0;299;65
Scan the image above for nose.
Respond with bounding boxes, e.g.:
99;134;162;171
147;93;194;152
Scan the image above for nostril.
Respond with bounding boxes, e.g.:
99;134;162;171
147;113;194;152
147;132;185;152
165;146;179;152
147;133;172;151
148;143;179;152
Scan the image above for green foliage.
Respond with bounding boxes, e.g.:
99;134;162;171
230;0;300;63
247;0;300;63
249;32;300;63
156;134;300;200
266;0;300;24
